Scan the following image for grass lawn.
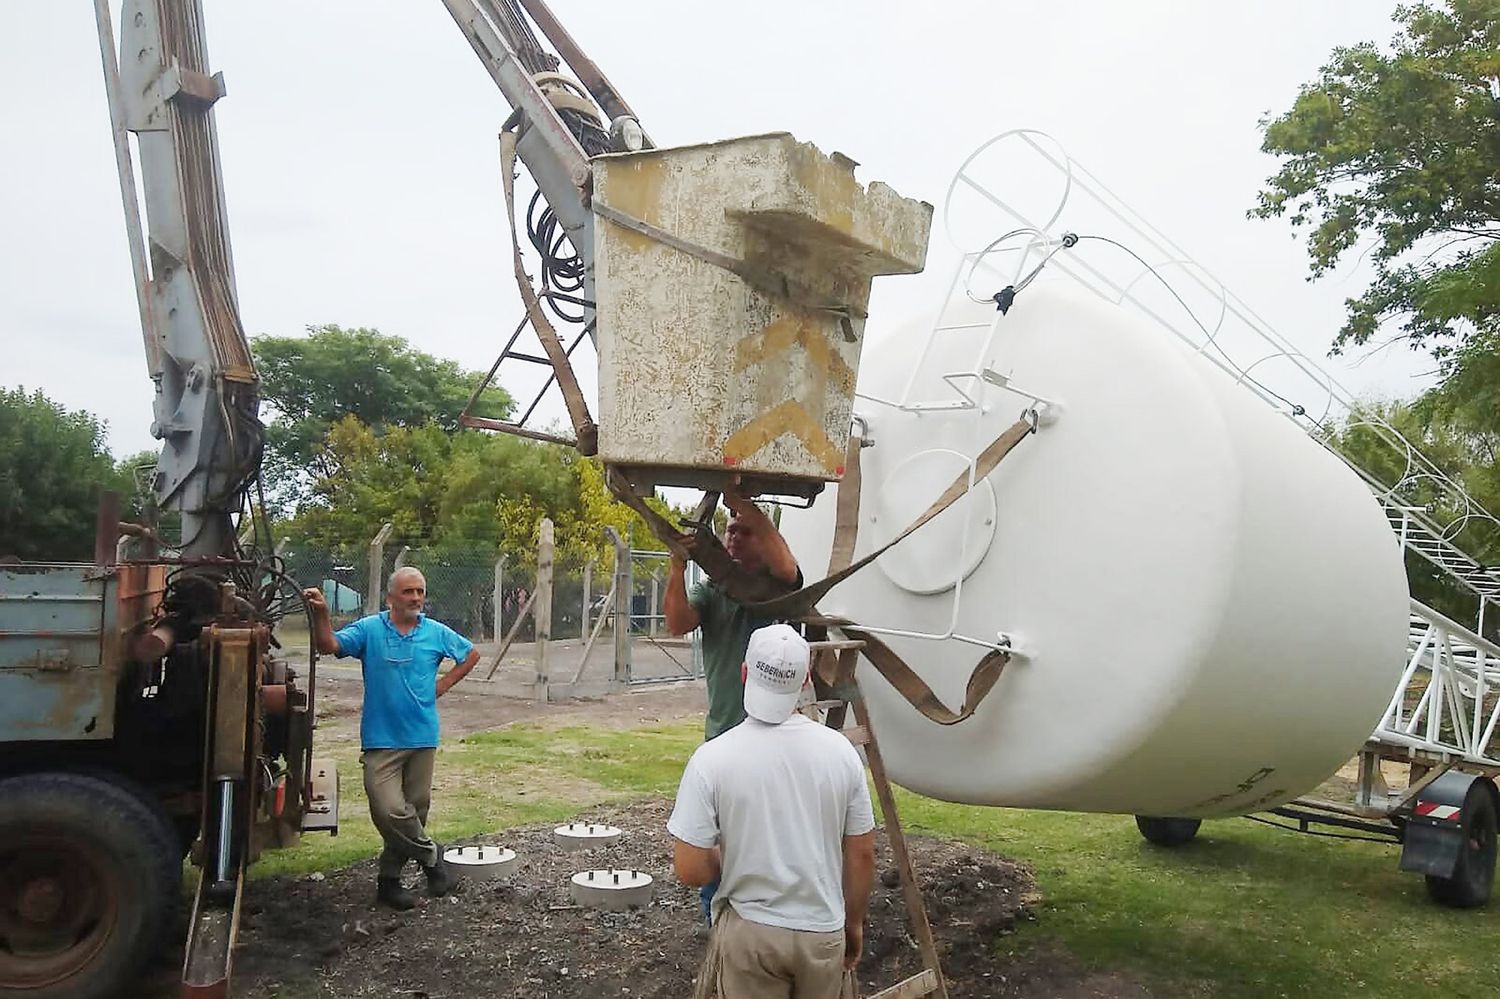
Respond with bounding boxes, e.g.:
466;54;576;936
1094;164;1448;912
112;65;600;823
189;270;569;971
255;720;1500;998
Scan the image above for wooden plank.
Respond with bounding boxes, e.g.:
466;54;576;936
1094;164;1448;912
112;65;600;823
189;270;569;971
567;584;616;685
856;696;949;999
867;969;939;999
822;647;864;737
808;639;866;652
482;591;536;680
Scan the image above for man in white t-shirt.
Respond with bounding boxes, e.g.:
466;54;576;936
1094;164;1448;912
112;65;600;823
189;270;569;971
667;624;877;998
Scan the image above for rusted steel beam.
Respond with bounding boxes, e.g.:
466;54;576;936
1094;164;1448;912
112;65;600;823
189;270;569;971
93;492;120;567
515;0;650;143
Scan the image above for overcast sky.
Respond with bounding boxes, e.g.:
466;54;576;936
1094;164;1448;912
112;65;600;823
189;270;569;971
1;0;1420;458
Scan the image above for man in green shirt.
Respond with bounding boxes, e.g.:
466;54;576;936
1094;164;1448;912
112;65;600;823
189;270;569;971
665;482;802;926
665;485;802;738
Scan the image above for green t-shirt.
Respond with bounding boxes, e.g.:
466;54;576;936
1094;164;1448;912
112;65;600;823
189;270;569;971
689;569;801;741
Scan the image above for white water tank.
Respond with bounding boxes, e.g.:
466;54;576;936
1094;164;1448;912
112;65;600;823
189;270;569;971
779;280;1409;817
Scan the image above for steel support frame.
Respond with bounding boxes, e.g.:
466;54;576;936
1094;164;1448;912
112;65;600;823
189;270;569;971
1374;600;1500;768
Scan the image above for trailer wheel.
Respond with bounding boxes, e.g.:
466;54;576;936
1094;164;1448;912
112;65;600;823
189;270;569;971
1425;784;1498;909
1135;815;1202;847
0;773;181;999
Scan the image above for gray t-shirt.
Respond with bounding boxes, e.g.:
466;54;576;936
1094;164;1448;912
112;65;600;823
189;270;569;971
667;715;876;932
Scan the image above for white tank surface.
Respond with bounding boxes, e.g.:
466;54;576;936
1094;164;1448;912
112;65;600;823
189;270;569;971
779;280;1410;818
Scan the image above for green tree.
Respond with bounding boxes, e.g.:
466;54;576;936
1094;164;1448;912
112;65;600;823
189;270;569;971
251;325;513;503
1330;398;1500;632
282;415;683;575
1253;1;1500;360
0;388;130;560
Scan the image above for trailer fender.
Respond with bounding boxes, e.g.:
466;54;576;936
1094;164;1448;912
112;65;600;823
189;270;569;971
1400;771;1496;878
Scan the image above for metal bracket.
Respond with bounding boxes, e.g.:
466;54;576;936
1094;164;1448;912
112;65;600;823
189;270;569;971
996;632;1032;661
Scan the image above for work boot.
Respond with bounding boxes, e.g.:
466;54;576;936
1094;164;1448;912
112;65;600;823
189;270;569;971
376;877;417;911
422;849;461;897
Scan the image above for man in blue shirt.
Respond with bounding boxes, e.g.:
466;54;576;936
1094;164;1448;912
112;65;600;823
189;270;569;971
305;566;480;910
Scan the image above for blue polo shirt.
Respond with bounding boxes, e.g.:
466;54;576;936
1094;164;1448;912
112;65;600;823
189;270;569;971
334;611;474;750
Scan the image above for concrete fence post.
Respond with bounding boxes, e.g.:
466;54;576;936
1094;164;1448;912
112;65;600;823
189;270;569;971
581;559;593;640
365;523;394;615
535;518;554;703
606;527;632;685
649;570;660;637
492;554;506;642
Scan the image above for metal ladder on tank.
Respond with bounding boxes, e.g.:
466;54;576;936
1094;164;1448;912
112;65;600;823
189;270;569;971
806;634;949;999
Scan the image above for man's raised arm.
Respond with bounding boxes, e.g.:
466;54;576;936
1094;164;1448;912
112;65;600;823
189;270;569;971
664;554;702;635
723;484;799;584
303;588;340;656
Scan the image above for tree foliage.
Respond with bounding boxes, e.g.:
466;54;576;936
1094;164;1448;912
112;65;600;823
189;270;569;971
252;325;513;502
283;416;675;572
0;388;131;560
1330;390;1500;633
1253;0;1500;358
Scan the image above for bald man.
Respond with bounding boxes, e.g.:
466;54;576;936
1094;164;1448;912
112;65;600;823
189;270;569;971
306;567;481;909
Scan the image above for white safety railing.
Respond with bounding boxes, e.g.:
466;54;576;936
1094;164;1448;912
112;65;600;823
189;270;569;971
1376;600;1500;767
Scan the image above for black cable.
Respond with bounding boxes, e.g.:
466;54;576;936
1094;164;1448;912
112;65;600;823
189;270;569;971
526;189;588;324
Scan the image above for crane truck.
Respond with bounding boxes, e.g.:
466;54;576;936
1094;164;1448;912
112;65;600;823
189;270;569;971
4;4;1499;999
0;1;647;996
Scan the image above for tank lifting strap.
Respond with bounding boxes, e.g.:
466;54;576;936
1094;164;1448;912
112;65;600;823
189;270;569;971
613;414;1037;725
727;415;1037;618
824;619;1010;727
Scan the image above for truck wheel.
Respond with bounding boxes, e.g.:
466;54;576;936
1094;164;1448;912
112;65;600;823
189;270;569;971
0;772;181;999
1135;815;1202;847
1425;783;1498;909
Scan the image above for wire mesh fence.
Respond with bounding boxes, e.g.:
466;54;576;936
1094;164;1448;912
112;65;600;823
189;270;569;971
275;542;642;642
275;526;702;686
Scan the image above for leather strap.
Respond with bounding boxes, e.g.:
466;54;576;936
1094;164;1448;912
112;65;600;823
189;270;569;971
734;415;1035;620
833;619;1011;726
618;417;1035;726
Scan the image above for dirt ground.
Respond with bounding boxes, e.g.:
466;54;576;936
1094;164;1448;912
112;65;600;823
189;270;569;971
142;657;1156;998
214;798;1149;999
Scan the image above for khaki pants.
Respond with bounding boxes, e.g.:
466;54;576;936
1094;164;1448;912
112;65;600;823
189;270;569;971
699;905;846;999
361;748;439;878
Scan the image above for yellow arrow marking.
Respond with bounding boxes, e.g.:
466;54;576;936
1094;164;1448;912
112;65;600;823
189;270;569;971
721;400;847;473
724;318;853;475
733;317;856;396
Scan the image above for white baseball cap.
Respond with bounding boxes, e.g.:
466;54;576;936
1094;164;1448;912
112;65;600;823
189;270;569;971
742;624;811;724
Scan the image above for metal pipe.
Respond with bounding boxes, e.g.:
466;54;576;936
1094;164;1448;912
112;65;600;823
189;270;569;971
93;492;121;567
211;778;235;889
459;413;577;447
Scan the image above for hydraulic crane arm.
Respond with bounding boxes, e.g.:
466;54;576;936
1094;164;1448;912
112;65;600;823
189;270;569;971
95;0;261;558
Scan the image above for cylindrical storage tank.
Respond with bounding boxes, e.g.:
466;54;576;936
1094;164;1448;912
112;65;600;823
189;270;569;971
778;279;1409;818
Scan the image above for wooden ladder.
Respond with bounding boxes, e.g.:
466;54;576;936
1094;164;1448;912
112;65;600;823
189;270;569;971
807;636;949;999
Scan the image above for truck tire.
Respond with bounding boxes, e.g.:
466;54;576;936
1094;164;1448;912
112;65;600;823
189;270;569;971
1135;815;1202;847
0;772;181;999
1424;782;1498;909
